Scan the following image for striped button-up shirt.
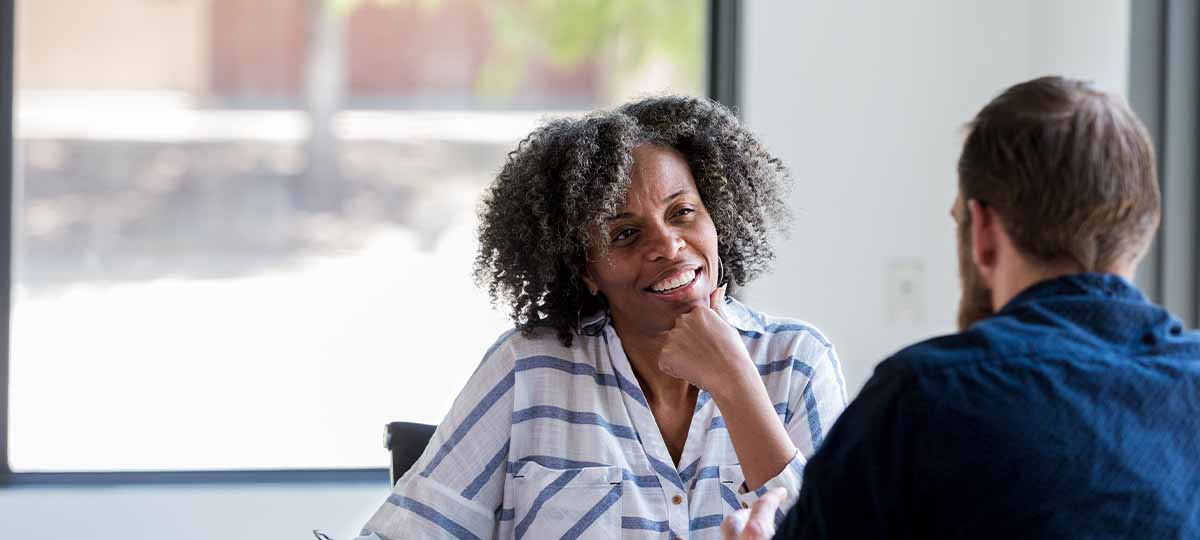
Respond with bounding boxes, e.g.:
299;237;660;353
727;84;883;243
357;298;847;540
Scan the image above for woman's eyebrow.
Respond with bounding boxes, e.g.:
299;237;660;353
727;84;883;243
661;189;688;203
605;189;692;221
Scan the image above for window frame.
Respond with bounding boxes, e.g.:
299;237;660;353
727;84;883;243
0;0;738;485
0;0;13;486
1130;0;1199;328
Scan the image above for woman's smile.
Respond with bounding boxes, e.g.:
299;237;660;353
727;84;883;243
646;266;704;300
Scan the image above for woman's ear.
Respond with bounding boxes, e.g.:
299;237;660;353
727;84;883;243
580;268;599;296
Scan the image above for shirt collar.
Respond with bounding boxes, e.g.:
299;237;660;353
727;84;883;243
999;272;1146;315
720;296;765;334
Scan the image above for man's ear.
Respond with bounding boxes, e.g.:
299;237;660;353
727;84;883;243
968;199;1000;283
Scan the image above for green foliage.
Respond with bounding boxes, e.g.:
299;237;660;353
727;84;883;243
479;0;704;101
324;0;704;103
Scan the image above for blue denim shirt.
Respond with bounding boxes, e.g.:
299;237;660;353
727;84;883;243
778;273;1200;539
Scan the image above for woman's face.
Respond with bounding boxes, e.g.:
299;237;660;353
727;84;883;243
582;144;720;336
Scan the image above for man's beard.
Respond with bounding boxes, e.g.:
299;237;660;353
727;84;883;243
957;220;995;331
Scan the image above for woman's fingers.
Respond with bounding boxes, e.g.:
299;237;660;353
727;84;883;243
658;290;749;391
709;284;729;316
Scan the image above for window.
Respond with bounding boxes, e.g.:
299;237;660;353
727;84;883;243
5;0;709;473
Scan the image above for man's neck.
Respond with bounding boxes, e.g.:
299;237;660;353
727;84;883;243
990;258;1135;311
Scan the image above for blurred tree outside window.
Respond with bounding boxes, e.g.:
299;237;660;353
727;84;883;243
9;0;704;472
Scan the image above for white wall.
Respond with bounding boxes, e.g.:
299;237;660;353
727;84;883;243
741;0;1129;396
0;2;1132;538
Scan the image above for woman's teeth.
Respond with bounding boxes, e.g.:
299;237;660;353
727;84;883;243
651;269;696;293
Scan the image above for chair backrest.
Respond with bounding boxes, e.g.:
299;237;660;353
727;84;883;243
385;421;437;486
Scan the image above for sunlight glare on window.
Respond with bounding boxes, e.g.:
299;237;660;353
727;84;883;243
9;0;704;471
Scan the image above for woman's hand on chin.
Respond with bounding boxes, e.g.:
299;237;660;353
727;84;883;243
663;285;799;491
658;285;755;393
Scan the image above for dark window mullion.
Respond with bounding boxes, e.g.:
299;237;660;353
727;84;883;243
1129;0;1165;302
1161;0;1199;327
2;0;17;479
1130;0;1199;329
707;0;741;113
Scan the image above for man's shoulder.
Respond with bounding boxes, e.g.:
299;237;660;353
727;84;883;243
861;324;1030;410
881;308;1078;377
881;329;994;375
871;313;1200;423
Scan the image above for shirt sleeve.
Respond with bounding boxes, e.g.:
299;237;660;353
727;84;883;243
774;359;922;539
734;343;849;516
354;339;517;540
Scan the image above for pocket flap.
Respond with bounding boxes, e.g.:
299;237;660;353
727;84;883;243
718;464;745;487
514;461;623;486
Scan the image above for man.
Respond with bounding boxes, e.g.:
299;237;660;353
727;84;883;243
723;76;1200;539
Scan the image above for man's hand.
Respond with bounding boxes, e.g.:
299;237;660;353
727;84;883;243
720;488;787;540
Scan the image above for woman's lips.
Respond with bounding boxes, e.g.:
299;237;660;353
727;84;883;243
649;268;698;292
646;268;703;300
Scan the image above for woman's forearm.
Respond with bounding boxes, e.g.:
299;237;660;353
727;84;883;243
708;364;797;491
654;290;798;490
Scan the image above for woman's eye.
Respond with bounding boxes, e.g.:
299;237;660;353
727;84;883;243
613;228;637;243
674;207;695;218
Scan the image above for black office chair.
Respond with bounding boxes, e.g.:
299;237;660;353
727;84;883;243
385;421;437;486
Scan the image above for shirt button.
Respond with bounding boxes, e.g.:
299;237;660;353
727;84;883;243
741;501;749;509
671;494;684;505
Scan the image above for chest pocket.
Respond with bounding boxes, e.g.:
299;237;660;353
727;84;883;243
513;462;623;540
705;465;747;517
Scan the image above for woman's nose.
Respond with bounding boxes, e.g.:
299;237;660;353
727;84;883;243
643;224;685;260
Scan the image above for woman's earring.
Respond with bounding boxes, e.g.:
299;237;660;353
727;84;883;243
577;289;607;336
717;257;729;287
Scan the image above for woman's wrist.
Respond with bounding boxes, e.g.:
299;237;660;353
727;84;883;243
706;352;764;404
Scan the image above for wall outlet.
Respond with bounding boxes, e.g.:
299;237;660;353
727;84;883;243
886;258;925;324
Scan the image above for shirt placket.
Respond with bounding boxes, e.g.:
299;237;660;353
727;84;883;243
602;326;693;539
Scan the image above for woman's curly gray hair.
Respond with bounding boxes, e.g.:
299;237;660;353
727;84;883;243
474;95;792;346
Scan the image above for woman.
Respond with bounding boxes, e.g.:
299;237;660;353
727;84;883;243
356;96;847;540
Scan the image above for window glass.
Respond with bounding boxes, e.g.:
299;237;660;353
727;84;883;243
9;0;704;471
